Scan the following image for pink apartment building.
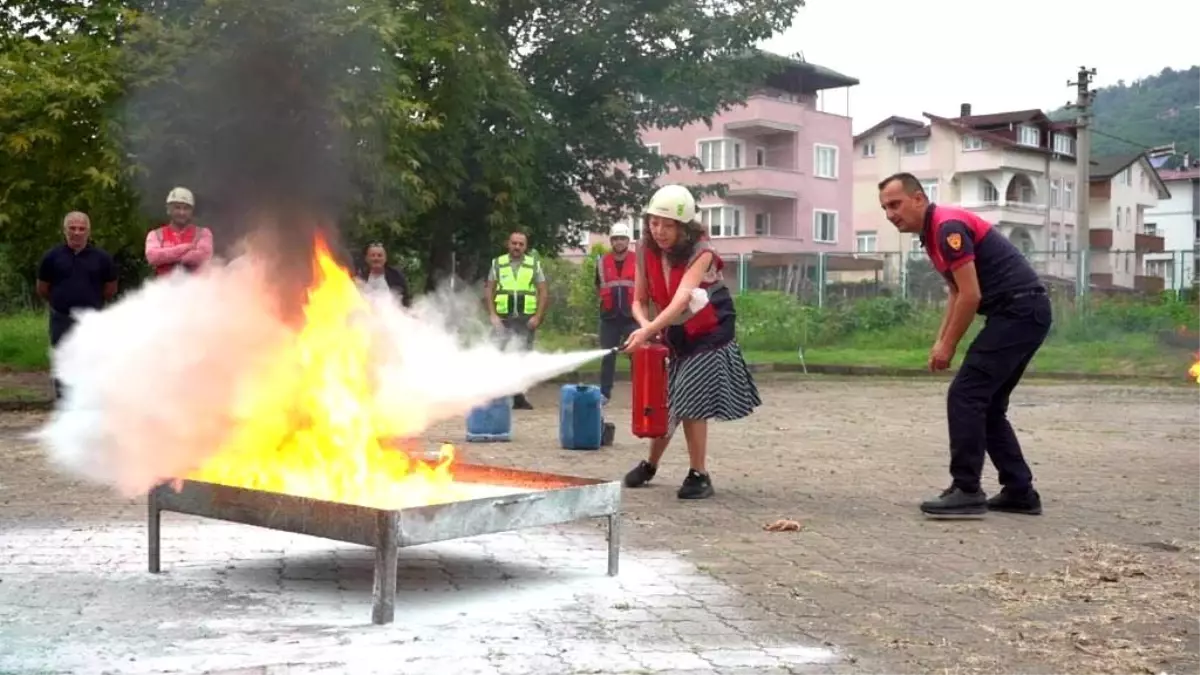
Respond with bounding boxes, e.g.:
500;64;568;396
571;57;859;264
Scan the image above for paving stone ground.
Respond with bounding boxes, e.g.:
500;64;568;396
1;376;1197;674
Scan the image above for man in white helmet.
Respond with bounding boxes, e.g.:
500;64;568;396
593;221;637;403
145;187;214;277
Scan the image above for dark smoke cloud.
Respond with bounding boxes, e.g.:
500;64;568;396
120;0;384;313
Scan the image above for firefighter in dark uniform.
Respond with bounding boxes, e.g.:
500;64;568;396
878;172;1051;519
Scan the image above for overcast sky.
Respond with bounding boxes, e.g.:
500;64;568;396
758;0;1200;137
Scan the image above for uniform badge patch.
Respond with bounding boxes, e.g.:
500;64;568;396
946;232;963;251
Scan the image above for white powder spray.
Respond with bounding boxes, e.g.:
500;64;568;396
30;249;608;497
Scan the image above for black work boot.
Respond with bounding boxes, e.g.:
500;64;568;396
920;485;987;519
512;394;534;410
623;460;657;488
987;487;1042;515
677;469;714;500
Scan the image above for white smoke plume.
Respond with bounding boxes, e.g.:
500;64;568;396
31;249;608;498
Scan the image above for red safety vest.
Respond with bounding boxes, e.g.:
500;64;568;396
597;252;635;316
641;238;726;339
153;224;199;277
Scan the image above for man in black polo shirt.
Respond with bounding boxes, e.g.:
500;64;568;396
36;211;118;399
878;173;1051;519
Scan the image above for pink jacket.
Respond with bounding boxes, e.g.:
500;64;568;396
145;225;214;273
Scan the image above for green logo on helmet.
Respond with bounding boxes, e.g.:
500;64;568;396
676;203;684;216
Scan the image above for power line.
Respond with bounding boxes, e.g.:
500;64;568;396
1090;127;1161;152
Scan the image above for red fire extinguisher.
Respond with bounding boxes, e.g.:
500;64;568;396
631;341;670;438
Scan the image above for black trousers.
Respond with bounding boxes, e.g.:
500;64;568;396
947;292;1052;493
48;312;75;401
598;315;636;398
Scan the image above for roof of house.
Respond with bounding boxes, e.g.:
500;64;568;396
852;115;925;144
1089;153;1145;179
922;110;1073;158
760;51;860;92
1089;152;1172;198
1158;166;1200;181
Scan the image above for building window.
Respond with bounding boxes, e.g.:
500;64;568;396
754;212;771;236
1144;222;1158;236
1050;233;1059;257
812;210;838;244
1116;207;1122;230
861;142;876;158
697;138;744;171
755;146;766;167
1018;125;1040;147
814;144;838;179
980;181;999;203
1121;167;1132;185
962;135;983;151
1064;180;1074;209
1053;133;1074;155
699;205;744;237
636;143;660;179
1050;179;1060;208
1064;233;1073;259
901;138;928;155
855;231;877;253
921;180;939;204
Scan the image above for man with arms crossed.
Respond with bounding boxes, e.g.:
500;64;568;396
879;172;1051;519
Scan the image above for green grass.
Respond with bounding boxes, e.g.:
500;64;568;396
0;311;47;371
535;326;1190;378
1;307;1192;379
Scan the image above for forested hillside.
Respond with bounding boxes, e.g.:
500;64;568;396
1052;66;1198;165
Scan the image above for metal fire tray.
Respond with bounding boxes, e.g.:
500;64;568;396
147;463;622;624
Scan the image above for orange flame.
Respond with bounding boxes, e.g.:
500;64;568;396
1189;359;1200;384
185;235;468;509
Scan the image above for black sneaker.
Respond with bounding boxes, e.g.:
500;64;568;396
920;485;987;519
987;487;1042;515
513;394;534;410
623;461;656;488
677;469;714;500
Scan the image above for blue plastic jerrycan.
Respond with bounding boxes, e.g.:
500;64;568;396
559;384;604;450
465;396;513;443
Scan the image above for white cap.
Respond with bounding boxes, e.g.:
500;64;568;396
166;187;194;206
642;184;697;223
610;222;632;238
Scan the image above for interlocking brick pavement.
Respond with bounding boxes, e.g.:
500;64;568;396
1;376;1197;674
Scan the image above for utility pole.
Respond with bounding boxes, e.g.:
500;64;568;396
1066;66;1096;303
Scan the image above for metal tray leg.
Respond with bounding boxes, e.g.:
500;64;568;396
371;512;400;625
148;490;162;574
606;513;620;576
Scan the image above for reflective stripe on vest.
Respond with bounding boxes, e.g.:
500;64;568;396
598;252;635;313
493;254;538;317
154;225;198;276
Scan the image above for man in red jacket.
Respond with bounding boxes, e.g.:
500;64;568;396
145;187;214;277
879;172;1051;520
593;222;637;403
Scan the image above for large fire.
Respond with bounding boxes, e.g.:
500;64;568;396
184;236;470;509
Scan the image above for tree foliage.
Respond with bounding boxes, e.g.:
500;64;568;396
0;0;805;302
1051;66;1199;165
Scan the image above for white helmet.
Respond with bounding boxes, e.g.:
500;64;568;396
642;184;696;223
166;187;194;206
610;222;632;239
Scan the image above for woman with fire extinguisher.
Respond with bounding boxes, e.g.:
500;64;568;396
621;184;761;499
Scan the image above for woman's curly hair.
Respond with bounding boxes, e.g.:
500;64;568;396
640;215;706;266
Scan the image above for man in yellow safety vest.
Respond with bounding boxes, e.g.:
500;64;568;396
485;230;549;409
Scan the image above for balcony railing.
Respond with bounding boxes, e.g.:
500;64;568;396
960;200;1047;213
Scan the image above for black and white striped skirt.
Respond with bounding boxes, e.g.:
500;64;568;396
667;340;762;430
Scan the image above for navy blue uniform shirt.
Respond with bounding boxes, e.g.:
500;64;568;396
920;204;1043;313
37;243;117;316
